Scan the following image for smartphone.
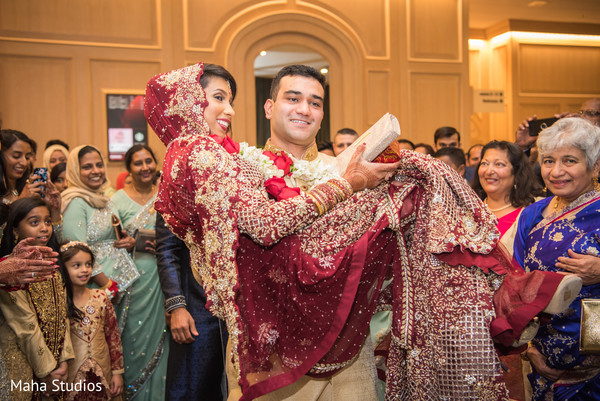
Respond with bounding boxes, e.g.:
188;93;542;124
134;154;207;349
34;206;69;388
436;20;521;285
32;167;48;198
528;117;559;136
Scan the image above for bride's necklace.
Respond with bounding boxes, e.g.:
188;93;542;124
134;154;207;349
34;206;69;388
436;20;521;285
484;198;512;212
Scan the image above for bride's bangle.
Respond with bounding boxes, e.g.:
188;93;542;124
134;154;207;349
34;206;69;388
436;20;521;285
307;178;353;216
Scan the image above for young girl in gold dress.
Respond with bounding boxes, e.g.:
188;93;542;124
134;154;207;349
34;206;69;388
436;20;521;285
60;241;124;401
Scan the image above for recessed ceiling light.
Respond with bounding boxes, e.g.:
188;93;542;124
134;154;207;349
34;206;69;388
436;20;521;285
528;1;548;7
320;68;328;74
260;51;267;56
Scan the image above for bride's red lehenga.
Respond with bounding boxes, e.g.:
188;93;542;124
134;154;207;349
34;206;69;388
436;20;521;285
144;63;561;401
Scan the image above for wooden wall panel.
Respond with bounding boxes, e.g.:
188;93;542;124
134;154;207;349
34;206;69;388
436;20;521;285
469;50;482;88
0;55;73;160
366;70;390;125
516;102;563;121
0;0;159;46
409;73;461;142
185;0;266;50
408;0;461;61
89;60;162;178
302;0;388;57
519;44;600;94
489;44;511;141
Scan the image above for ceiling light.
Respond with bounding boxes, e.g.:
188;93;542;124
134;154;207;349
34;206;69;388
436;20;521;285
320;68;328;74
527;1;548;7
260;51;267;56
490;31;600;44
468;39;486;50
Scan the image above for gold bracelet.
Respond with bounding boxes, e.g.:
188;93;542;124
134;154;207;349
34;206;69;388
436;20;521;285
99;279;113;291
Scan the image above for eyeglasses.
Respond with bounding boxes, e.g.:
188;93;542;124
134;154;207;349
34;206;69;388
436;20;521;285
579;109;600;118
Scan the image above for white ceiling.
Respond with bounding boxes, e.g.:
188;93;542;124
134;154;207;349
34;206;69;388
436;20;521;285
254;1;600;77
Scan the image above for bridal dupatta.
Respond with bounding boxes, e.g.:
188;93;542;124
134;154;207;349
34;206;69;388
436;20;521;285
145;63;511;400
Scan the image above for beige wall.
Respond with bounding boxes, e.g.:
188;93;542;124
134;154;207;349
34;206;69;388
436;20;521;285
469;25;600;143
0;0;472;183
2;2;598;186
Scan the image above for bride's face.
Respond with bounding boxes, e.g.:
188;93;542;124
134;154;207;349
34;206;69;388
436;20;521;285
203;77;235;138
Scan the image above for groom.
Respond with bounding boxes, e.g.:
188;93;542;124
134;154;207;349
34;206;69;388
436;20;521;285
226;65;389;401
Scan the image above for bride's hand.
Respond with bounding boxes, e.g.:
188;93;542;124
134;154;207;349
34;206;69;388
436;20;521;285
342;143;400;192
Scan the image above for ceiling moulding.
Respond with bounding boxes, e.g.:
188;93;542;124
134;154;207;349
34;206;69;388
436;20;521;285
469;28;487;40
469;20;600;39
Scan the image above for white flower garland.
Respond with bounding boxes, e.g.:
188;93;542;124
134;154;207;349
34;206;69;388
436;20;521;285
237;142;340;188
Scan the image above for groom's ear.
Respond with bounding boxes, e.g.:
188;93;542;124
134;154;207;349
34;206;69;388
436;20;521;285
264;99;274;120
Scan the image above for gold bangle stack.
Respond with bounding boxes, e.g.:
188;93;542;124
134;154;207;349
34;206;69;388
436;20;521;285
307;178;353;216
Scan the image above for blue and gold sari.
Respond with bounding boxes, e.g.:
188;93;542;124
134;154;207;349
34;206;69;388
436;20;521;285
514;190;600;400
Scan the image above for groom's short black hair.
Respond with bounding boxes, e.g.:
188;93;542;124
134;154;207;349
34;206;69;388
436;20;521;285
269;65;326;100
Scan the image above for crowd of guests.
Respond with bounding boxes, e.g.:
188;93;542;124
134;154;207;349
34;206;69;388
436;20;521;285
0;131;182;400
0;83;599;401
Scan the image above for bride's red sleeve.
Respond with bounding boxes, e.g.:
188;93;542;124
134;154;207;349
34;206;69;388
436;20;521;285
155;136;319;247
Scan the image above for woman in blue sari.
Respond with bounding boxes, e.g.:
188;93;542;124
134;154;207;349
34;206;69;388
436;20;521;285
514;117;600;400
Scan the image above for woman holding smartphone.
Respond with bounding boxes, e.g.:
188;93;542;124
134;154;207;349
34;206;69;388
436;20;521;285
0;129;42;205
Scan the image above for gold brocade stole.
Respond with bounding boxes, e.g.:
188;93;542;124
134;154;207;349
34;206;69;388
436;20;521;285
27;274;67;367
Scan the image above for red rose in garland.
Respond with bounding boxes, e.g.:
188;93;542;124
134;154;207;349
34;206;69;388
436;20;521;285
264;177;301;201
209;134;240;154
263;150;294;176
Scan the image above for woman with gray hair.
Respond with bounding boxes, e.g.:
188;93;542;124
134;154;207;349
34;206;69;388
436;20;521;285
513;117;600;400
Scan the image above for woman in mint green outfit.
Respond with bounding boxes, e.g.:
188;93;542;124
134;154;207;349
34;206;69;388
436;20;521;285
61;145;139;296
111;144;168;400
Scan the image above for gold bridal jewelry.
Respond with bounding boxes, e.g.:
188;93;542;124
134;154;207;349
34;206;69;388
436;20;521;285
484;199;512;212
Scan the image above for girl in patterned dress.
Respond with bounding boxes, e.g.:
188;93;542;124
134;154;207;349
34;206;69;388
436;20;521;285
60;241;124;401
0;196;74;401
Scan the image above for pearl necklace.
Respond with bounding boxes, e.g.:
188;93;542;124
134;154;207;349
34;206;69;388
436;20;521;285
484;199;513;212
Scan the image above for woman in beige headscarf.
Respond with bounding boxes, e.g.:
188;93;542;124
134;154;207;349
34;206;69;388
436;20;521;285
42;144;69;170
60;145;138;299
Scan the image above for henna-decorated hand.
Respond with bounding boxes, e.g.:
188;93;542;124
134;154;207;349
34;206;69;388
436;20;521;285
44;180;62;213
0;238;58;286
11;237;58;262
342;143;401;192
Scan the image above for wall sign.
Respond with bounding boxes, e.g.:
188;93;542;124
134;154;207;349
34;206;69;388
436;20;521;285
473;89;505;113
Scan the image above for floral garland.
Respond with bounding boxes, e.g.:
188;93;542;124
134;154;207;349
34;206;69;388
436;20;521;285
210;135;340;201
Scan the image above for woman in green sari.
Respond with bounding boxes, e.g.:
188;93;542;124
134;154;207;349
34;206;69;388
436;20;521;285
112;144;168;400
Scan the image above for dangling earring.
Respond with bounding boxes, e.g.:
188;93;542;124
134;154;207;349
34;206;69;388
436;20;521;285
594;177;600;192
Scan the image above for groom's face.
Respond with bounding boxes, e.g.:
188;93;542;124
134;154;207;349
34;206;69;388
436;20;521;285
264;75;325;149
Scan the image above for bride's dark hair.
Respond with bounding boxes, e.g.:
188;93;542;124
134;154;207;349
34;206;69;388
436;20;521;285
199;64;237;102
